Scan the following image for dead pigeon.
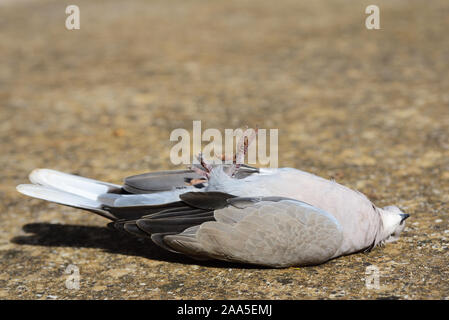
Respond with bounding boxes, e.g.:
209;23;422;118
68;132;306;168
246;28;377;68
16;148;409;268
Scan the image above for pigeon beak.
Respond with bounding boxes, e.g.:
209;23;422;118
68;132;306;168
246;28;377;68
400;213;410;223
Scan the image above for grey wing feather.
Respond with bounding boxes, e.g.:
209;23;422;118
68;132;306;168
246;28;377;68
123;170;202;193
163;199;344;267
136;214;215;234
179;191;237;210
123;165;259;194
105;192;343;267
104;200;188;220
111;192;233;248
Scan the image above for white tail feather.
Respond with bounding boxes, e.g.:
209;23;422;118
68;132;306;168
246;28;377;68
16;184;116;220
29;169;121;200
17;184;100;209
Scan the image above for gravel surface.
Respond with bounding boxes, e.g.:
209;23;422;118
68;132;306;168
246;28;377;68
0;0;448;299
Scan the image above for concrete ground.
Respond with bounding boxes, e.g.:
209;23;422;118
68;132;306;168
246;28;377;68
0;0;448;299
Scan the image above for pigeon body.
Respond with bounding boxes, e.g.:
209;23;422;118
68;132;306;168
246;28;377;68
205;167;384;259
16;164;409;267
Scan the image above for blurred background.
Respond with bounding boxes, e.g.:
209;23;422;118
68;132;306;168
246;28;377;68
0;0;448;299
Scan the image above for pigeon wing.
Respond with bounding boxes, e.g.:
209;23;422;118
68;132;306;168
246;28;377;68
164;198;343;267
123;165;259;193
123;170;203;193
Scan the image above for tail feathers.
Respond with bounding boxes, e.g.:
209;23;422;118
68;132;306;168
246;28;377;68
17;169;182;221
29;169;121;201
17;184;117;220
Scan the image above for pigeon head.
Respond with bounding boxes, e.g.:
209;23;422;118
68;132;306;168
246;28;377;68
379;205;409;243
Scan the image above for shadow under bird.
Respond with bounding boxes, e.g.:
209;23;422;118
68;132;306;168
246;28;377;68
16;150;409;268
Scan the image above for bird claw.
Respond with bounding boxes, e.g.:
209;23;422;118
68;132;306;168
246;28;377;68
190;126;258;179
228;127;258;176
